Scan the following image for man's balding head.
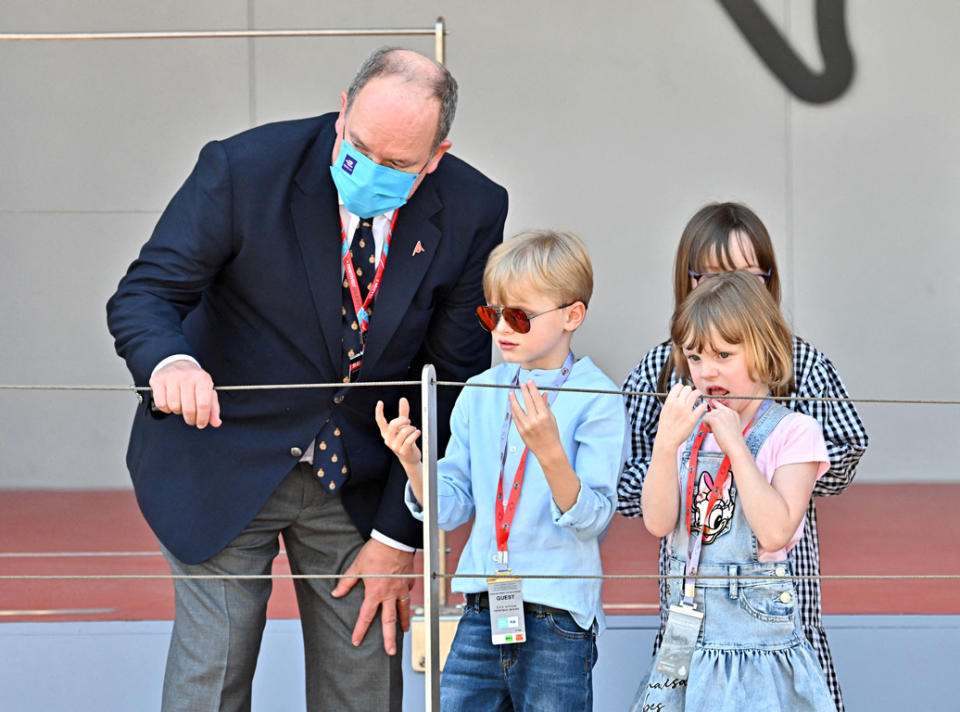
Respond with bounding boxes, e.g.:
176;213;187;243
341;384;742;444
345;47;458;149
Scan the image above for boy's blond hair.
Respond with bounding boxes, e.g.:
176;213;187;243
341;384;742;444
671;270;793;396
482;230;593;307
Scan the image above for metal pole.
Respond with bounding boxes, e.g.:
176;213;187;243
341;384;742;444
434;17;445;64
420;364;441;710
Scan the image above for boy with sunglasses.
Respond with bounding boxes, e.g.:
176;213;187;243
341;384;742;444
376;230;624;710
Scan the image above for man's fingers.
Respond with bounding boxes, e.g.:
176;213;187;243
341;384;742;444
398;397;409;419
209;391;222;428
397;595;412;632
166;381;183;415
331;574;359;599
193;383;212;428
149;362;221;429
150;378;169;412
380;600;399;655
181;384;199;426
352;599;379;649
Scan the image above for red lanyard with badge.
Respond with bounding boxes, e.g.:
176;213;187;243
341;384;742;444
339;211;399;374
487;352;575;645
655;398;771;679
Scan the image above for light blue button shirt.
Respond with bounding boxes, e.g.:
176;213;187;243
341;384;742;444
406;356;625;632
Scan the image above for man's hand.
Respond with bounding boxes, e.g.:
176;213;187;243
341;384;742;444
330;538;415;656
149;360;222;428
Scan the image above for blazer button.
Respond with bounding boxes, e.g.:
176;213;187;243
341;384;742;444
290;446;303;458
333;395;344;404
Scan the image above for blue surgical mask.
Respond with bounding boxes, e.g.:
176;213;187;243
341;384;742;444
330;138;419;218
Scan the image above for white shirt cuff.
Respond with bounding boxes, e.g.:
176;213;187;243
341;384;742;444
151;354;201;377
370;529;416;553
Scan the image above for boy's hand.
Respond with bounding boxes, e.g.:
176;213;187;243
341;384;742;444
702;400;746;454
655;383;706;450
375;397;422;468
509;381;562;458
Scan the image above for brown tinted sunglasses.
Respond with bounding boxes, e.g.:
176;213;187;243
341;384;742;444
476;303;572;334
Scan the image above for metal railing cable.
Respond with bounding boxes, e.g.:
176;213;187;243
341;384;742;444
0;380;957;406
2;573;957;581
0;381;421;392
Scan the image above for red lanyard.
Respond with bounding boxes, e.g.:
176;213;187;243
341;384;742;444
339;210;399;335
493;353;575;570
495;450;530;560
684;401;770;540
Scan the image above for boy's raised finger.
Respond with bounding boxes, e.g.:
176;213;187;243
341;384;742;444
374;400;389;434
508;391;527;420
403;429;421;450
523;381;543;414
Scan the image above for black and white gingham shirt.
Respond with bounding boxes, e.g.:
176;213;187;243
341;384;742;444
618;336;868;712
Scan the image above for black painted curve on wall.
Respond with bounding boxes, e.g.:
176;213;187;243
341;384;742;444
717;0;854;103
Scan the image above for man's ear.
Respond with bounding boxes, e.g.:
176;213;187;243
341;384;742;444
335;91;348;133
423;140;452;175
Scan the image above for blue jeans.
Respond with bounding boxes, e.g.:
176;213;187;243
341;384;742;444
441;598;598;711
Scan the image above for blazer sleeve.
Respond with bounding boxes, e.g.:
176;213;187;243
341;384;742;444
106;141;236;386
370;185;508;547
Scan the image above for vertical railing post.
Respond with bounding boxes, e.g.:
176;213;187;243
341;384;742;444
420;364;440;710
434;17;445;65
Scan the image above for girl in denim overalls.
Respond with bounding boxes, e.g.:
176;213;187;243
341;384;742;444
637;271;834;711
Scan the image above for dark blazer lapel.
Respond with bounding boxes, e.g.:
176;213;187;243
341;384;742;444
360;179;443;376
291;125;344;375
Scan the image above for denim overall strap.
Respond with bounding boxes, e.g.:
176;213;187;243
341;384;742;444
742;401;792;459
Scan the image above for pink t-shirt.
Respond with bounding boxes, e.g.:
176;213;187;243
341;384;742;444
676;412;830;562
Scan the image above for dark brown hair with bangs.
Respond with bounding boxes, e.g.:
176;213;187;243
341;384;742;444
658;202;787;396
670;270;794;397
673;202;781;306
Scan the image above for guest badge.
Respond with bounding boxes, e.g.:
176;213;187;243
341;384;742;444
655;603;704;679
486;575;526;645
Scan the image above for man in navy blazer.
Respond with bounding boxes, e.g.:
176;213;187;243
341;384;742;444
107;47;507;711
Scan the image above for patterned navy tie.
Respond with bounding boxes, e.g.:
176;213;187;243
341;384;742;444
341;217;376;381
314;217;377;493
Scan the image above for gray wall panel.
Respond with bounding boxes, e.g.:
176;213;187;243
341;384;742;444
0;1;956;487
